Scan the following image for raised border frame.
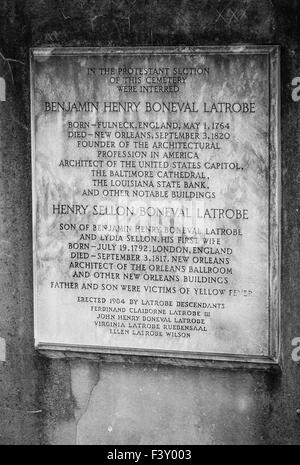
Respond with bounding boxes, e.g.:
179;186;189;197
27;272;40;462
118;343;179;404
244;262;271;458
30;45;281;369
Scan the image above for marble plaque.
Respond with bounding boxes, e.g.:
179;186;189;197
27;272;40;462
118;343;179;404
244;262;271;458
31;46;280;365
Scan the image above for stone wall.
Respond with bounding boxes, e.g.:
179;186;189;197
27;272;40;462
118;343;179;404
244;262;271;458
0;0;299;444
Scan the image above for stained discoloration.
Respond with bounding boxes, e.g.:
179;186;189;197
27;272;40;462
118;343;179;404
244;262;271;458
70;360;100;444
0;77;5;101
0;337;6;361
